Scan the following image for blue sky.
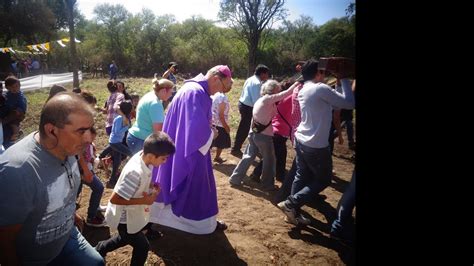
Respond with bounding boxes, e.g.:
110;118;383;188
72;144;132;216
77;0;353;26
286;0;353;25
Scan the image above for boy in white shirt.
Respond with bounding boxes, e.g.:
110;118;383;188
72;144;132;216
95;132;175;265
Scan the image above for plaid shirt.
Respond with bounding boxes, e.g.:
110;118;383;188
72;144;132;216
105;92;125;128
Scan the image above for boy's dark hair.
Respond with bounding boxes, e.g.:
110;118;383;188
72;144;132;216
119;101;133;116
46;85;67;102
143;132;176;157
301;59;320;82
130;93;140;100
107;80;117;93
49;84;66;96
254;64;269;76
4;76;19;87
80;90;97;105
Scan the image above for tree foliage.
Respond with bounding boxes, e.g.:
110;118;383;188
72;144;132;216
1;1;355;79
218;0;287;75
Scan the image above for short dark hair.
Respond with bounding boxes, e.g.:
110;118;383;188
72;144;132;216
301;59;320;82
80;90;97;105
107;80;117;93
39;93;95;137
143;132;176;157
254;64;269;76
119;101;133;116
4;76;19;87
48;85;67;100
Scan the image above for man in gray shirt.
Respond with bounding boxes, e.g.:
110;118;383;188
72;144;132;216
277;59;355;225
0;93;104;265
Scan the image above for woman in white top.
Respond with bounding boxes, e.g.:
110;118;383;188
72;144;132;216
229;80;300;191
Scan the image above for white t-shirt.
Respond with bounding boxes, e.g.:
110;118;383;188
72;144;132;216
210;92;229;127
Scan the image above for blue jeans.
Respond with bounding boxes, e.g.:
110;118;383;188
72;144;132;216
126;133;145;155
109;142;132;185
230;132;276;190
285;140;332;211
78;173;105;219
331;171;356;238
47;227;104;265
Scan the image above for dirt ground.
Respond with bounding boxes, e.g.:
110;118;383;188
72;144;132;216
77;136;355;265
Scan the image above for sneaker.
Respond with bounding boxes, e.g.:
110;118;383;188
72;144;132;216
229;180;242;187
213;157;226;164
98;205;107;212
283;213;311;226
85;216;107;227
230;149;243;158
295;214;311;225
277;201;297;225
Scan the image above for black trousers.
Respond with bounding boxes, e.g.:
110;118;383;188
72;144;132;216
232;102;253;151
95;223;151;266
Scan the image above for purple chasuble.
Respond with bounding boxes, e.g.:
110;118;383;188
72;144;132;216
152;74;218;220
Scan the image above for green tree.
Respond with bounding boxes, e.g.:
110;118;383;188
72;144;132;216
0;1;57;46
306;17;355;59
93;3;131;69
218;0;287;76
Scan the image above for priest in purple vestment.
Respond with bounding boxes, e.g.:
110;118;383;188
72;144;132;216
150;65;233;234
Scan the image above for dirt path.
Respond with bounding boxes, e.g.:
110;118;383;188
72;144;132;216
77;139;355;265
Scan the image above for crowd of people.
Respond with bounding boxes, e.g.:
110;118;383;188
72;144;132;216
0;59;356;265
